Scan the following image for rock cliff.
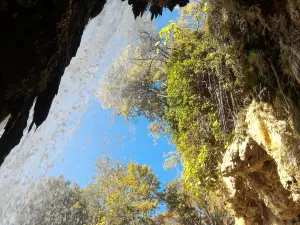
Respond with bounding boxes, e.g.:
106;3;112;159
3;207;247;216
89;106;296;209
222;101;300;224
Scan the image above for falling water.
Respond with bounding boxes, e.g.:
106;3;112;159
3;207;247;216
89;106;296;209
0;0;145;223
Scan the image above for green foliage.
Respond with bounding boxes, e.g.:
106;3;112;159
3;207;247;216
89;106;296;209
163;151;181;170
98;20;169;121
159;180;233;225
22;176;90;225
100;0;245;191
162;8;243;190
83;157;161;225
21;156;233;225
22;159;162;225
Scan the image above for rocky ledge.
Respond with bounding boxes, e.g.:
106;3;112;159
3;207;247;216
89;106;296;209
222;101;300;224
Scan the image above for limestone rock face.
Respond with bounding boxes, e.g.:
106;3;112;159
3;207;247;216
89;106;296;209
222;101;300;224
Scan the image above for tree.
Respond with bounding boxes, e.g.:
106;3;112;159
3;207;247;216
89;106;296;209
100;0;245;191
83;157;161;225
12;159;233;225
98;1;247;222
158;180;233;225
16;176;89;225
98;17;169;121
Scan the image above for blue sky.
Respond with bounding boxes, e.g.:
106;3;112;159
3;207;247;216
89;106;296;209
50;8;181;190
51;101;181;187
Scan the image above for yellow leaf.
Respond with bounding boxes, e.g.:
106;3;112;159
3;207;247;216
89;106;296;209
203;2;208;12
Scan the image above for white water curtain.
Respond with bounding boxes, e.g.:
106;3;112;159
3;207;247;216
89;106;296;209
0;0;144;223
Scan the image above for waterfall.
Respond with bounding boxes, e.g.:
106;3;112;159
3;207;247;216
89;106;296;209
0;0;145;223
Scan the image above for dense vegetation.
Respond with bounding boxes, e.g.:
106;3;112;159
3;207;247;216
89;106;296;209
100;0;300;192
23;157;231;225
97;0;300;222
99;1;244;194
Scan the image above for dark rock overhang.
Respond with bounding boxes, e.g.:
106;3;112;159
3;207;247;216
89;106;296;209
0;0;188;166
123;0;189;19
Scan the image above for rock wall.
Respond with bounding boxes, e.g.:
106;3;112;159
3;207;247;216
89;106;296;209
0;0;108;164
222;101;300;224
